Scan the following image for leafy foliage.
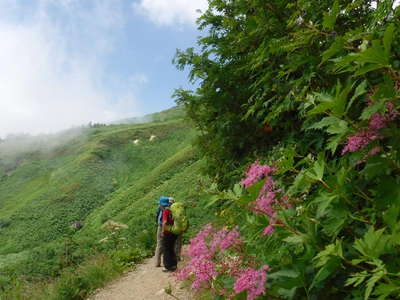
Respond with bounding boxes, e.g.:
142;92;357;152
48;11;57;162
175;0;400;299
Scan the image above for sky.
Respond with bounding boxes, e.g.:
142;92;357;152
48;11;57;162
0;0;208;137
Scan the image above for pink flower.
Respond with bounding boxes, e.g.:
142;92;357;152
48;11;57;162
240;162;289;236
342;129;382;154
210;227;241;252
176;224;269;298
233;265;269;300
175;266;191;281
369;113;386;130
220;228;241;250
241;161;276;188
177;224;245;292
189;257;218;289
385;102;400;121
187;224;214;258
253;193;275;216
342;101;398;155
262;225;274;236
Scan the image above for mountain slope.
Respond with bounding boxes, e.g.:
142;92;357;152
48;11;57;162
0;112;211;298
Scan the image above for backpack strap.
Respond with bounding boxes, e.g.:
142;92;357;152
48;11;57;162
156;207;163;225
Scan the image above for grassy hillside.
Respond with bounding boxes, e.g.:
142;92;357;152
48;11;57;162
113;105;186;125
0;110;212;299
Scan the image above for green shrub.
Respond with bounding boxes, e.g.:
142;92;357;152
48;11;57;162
50;254;119;300
175;0;400;298
111;247;147;269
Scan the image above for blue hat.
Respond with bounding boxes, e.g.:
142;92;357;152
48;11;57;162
159;196;170;207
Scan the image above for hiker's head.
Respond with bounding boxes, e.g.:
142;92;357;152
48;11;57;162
168;197;175;204
159;196;170;207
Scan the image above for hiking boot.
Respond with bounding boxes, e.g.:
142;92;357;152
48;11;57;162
162;266;177;272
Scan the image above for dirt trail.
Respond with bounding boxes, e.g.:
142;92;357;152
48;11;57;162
89;258;192;300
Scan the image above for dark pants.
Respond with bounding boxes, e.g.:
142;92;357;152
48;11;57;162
162;232;177;270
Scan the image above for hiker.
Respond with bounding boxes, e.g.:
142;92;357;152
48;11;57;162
154;196;170;267
168;197;182;261
161;199;178;272
162;200;189;272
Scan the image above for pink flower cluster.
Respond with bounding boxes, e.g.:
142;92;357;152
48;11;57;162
240;161;276;188
341;129;382;154
342;101;399;154
176;224;268;300
241;162;290;235
176;225;242;290
234;265;269;300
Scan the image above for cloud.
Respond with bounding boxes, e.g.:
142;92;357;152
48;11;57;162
0;0;141;137
133;0;208;26
129;73;149;85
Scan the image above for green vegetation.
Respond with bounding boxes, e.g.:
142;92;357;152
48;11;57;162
0;109;212;299
173;0;400;299
2;1;400;299
114;106;186;125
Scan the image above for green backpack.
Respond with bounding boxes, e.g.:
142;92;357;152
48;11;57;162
167;202;189;235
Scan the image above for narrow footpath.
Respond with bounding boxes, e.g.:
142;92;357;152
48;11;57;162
89;258;192;300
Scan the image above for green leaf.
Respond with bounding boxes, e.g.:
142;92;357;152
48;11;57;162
307;116;348;135
353;64;383;76
365;264;387;300
372;77;396;100
353;227;389;259
268;269;299;279
346;80;368;112
311;240;343;289
313;192;339;218
277;147;296;175
288;170;312;196
346;271;369;287
283;235;304;245
232;183;243;197
311;260;340;289
335;167;347;187
268;269;302;298
360;101;385;120
313;240;343;268
333;53;359;73
383;206;400;232
241;179;265;204
306;155;325;182
204;195;223;208
351;258;365;265
333;80;355;117
322;208;347;237
307;92;335;116
383;23;395;58
373;283;400;299
323;0;340;30
374;176;400;209
327;134;344;154
361;156;391;180
327;120;348;135
358;40;388;66
321;36;345;64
